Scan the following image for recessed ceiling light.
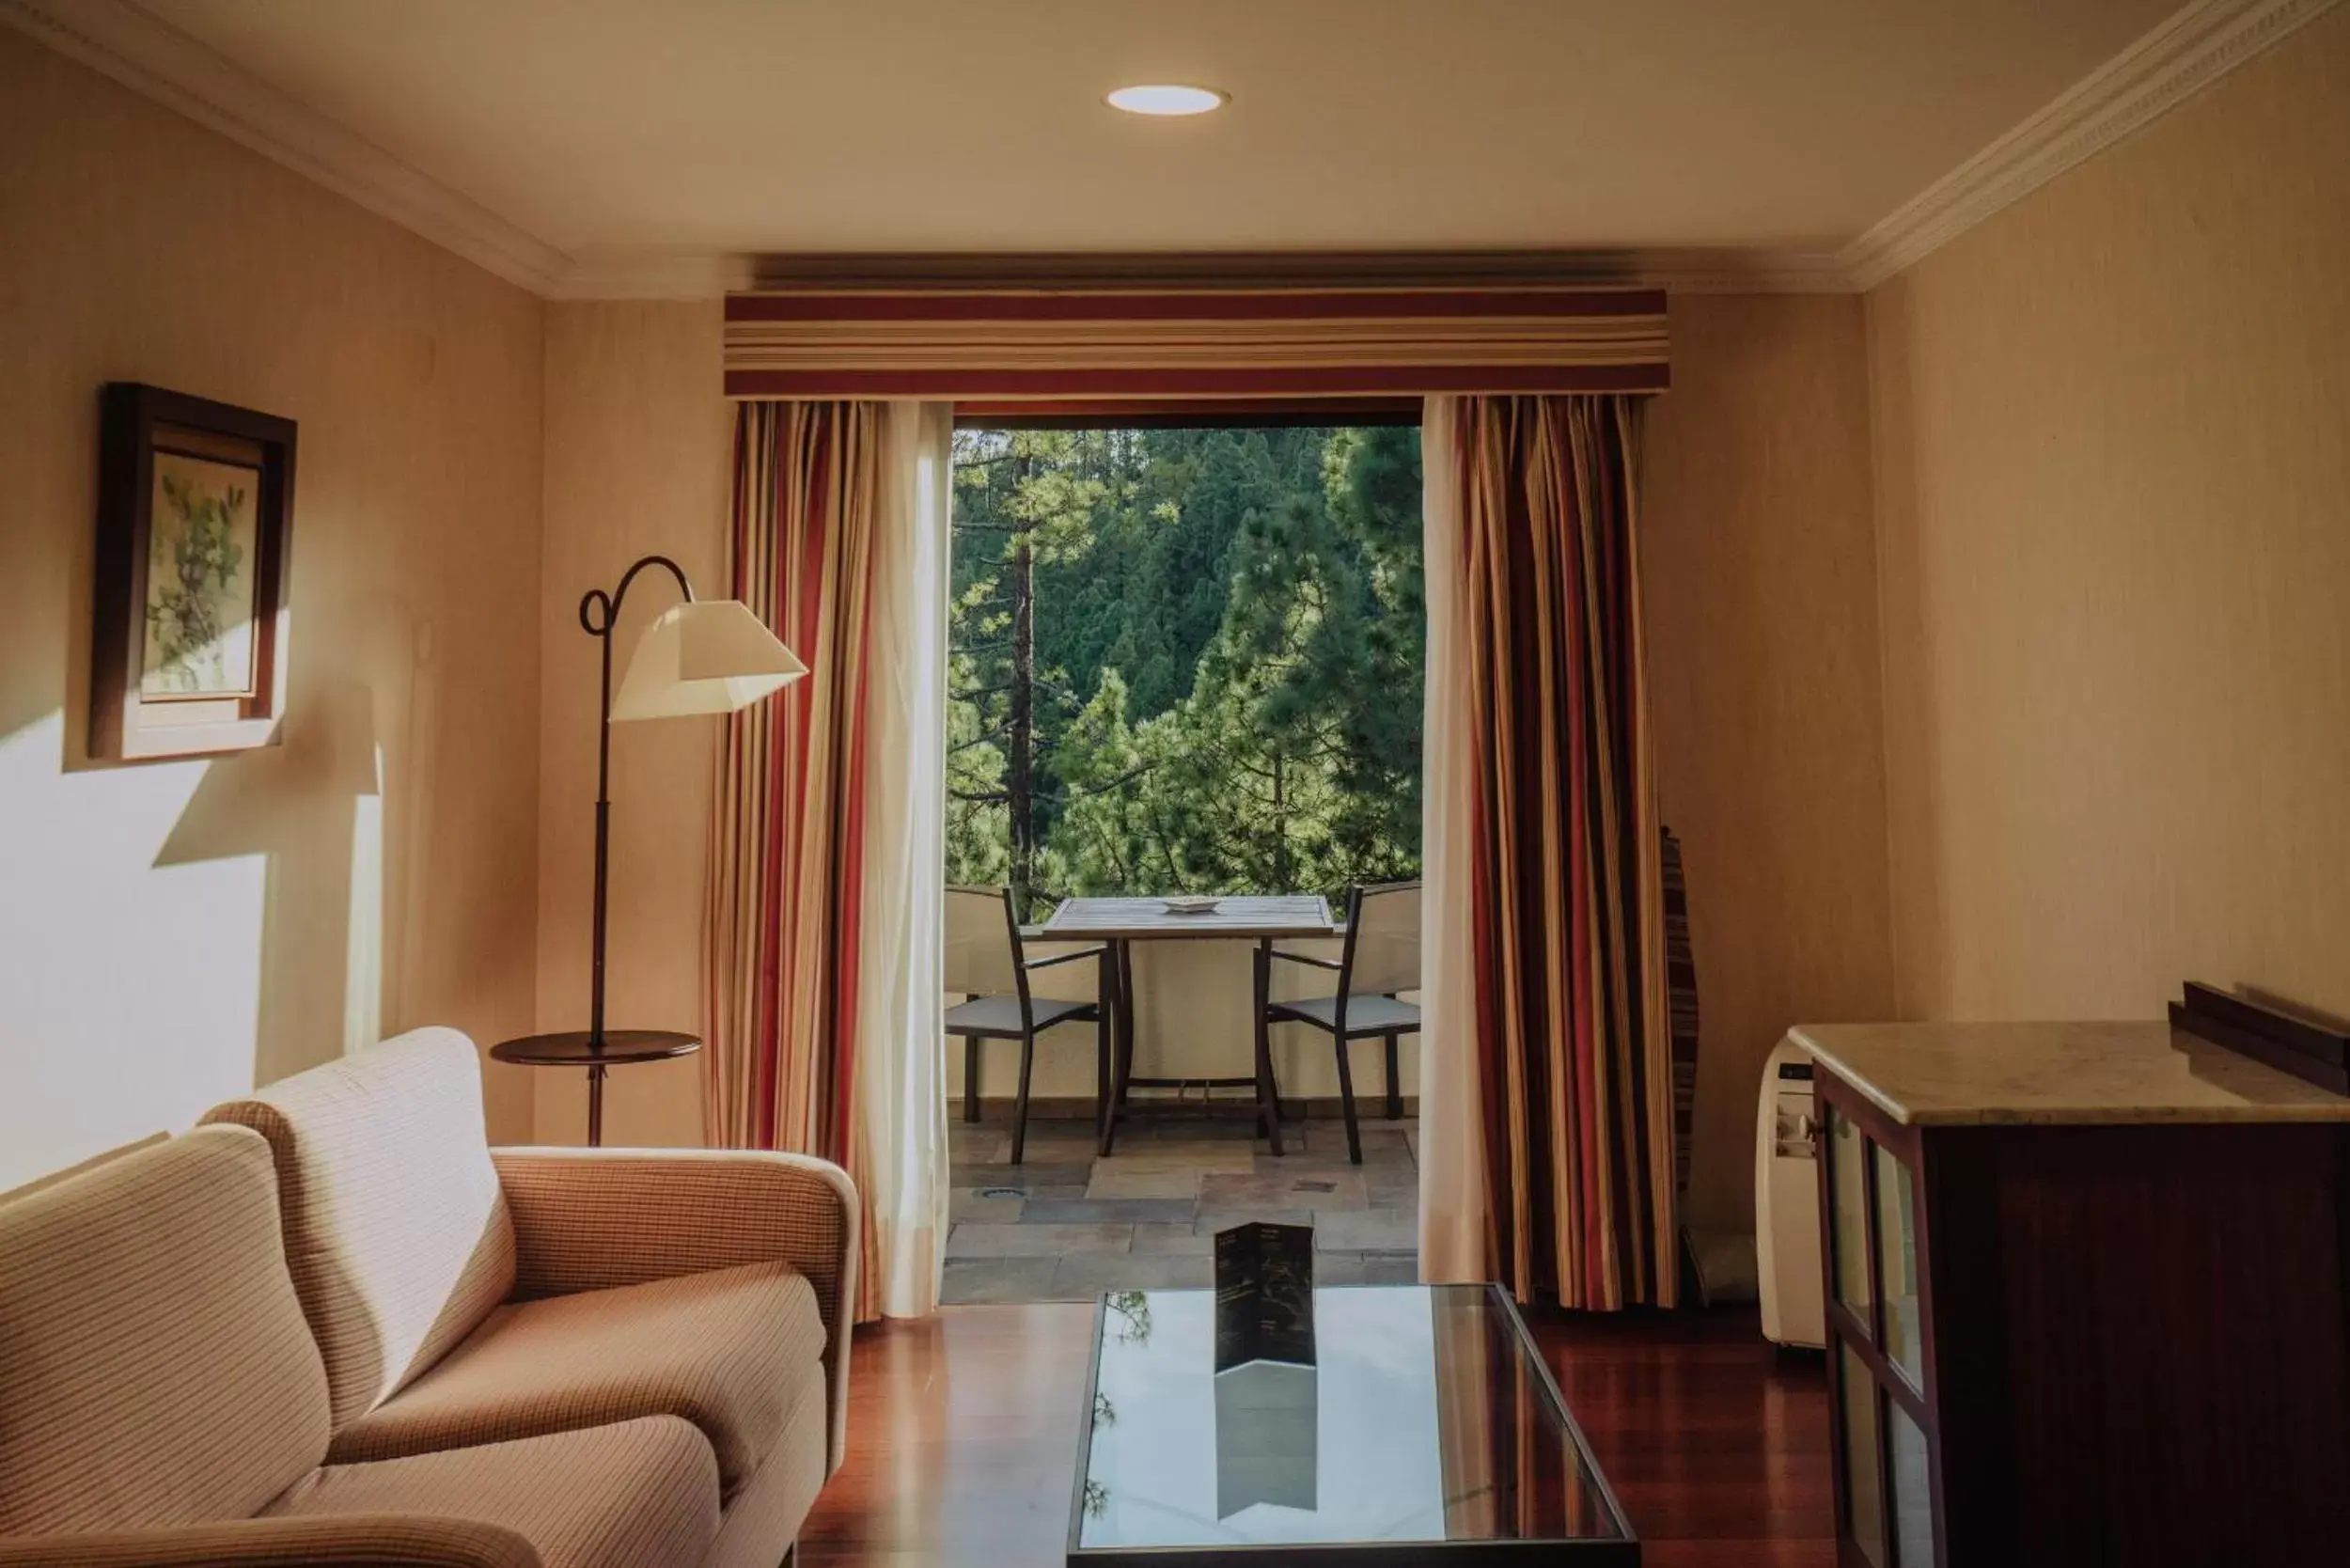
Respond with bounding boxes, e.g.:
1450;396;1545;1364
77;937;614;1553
1106;84;1228;117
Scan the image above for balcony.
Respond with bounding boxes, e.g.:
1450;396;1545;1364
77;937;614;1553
945;925;1421;1305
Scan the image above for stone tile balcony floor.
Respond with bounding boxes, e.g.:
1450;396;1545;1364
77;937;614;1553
943;1109;1420;1305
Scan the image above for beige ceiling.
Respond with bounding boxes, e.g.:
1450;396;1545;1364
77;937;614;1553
144;0;2180;259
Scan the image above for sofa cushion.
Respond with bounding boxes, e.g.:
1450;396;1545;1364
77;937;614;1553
266;1415;719;1568
204;1027;518;1430
329;1259;824;1495
0;1126;330;1535
702;1357;829;1568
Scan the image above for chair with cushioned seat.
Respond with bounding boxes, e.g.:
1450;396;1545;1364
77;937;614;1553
944;885;1111;1164
1259;880;1421;1165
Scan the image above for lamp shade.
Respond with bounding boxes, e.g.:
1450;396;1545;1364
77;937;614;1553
609;599;806;721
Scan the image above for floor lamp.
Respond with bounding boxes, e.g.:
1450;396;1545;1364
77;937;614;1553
491;554;805;1144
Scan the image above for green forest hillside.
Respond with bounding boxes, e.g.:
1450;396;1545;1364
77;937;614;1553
948;424;1424;917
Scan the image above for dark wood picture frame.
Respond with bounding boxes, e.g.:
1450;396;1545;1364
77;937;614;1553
90;383;296;760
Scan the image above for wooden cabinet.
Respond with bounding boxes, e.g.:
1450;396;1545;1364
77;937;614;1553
1804;1023;2350;1568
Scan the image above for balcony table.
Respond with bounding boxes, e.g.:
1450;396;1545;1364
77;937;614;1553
1037;895;1339;1156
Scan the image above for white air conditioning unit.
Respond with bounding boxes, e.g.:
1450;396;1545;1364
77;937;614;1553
1755;1036;1825;1349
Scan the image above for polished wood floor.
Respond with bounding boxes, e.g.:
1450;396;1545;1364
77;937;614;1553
798;1301;1833;1567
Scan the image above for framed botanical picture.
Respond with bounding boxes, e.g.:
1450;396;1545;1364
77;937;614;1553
90;384;297;760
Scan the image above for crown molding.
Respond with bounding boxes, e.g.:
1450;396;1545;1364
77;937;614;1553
547;251;759;302
1625;249;1853;295
0;0;572;294
7;0;2335;302
0;0;1851;300
1839;0;2339;290
603;0;2331;300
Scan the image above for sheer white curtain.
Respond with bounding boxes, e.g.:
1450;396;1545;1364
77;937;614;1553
854;400;954;1317
1417;397;1490;1283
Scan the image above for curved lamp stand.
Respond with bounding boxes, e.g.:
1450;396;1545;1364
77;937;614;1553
492;555;805;1144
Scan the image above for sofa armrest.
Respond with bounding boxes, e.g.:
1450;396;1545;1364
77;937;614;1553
0;1514;540;1568
490;1147;859;1475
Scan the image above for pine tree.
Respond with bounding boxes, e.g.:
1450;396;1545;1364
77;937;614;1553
947;423;1424;907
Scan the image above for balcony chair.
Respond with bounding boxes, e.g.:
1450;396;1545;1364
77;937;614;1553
1258;880;1421;1164
944;884;1112;1165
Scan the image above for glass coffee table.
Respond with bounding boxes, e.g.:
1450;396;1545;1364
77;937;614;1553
1069;1284;1638;1564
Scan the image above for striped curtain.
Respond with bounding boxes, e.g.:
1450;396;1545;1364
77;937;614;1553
1661;827;1701;1203
706;400;885;1317
1448;394;1676;1310
721;282;1669;404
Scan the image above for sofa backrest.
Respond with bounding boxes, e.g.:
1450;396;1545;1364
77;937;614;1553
0;1125;331;1535
203;1027;517;1430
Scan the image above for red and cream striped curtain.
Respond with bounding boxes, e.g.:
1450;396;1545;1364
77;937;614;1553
1419;394;1676;1310
722;281;1670;405
707;400;952;1324
707;401;878;1161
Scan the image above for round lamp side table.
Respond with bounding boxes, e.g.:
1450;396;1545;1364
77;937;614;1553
489;1029;699;1146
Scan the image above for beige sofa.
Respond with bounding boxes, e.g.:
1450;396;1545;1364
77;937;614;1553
0;1027;858;1568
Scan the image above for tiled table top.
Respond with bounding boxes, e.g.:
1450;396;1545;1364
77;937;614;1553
1038;894;1338;942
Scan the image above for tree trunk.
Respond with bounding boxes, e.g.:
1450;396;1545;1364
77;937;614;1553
1008;454;1037;915
1271;750;1290;890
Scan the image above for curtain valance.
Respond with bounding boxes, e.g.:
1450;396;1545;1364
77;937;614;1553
721;285;1669;402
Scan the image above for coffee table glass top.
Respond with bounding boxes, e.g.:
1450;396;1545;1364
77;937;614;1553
1072;1284;1634;1560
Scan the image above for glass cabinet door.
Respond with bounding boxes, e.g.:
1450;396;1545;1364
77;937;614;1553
1888;1399;1934;1566
1826;1105;1873;1326
1874;1142;1921;1386
1823;1092;1934;1567
1838;1344;1888;1567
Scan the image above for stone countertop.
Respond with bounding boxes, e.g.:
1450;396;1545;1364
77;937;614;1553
1790;1019;2350;1127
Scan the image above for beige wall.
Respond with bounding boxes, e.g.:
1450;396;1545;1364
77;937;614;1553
534;302;731;1147
1644;294;1897;1231
0;31;546;1189
1868;6;2350;1025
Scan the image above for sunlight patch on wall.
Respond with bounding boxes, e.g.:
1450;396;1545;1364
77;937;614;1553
0;712;265;1191
343;745;385;1056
